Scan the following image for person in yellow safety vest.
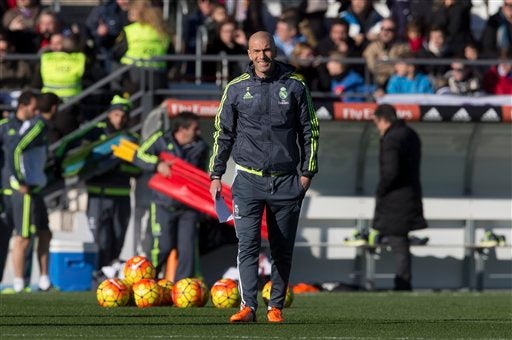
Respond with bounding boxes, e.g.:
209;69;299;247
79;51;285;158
112;0;174;94
32;34;89;102
80;95;140;279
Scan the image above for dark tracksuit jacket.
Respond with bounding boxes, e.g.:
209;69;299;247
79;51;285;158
10;116;49;238
82;121;140;269
209;61;320;310
133;130;209;280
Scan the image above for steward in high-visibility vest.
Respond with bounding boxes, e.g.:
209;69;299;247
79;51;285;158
119;22;169;69
40;51;86;99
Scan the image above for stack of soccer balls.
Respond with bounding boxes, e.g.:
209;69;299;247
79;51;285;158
96;255;162;308
96;255;243;309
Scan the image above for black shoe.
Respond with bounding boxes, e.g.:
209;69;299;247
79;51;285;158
394;277;412;291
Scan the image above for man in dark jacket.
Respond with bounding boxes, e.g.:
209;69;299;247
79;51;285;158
209;31;319;323
85;0;130;72
480;0;512;58
134;112;209;281
372;104;427;291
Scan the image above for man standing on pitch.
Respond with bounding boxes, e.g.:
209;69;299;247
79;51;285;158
372;104;427;291
209;31;319;323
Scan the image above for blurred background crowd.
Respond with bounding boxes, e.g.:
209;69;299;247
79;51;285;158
0;0;511;126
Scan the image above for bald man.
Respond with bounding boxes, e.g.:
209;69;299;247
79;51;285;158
209;31;319;323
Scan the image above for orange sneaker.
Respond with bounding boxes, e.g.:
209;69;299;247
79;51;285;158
229;306;256;323
267;307;284;323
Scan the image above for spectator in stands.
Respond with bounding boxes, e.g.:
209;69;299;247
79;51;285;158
464;42;480;61
279;7;317;49
9;90;53;293
386;0;412;40
36;92;61;144
482;52;512;95
290;42;320;91
209;3;228;36
462;42;489;76
0;32;31;90
316;19;361;58
2;0;41;53
372;103;427;291
134;112;209;280
205;18;246;82
438;61;482;96
303;0;328;41
417;26;452;59
430;0;473;55
363;17;409;89
113;0;172;95
416;26;453;89
241;0;266;36
408;0;434;30
386;53;434;94
480;0;512;59
273;17;307;59
35;8;60;51
82;96;139;279
183;0;215;55
405;20;424;53
85;0;130;72
324;51;371;102
339;0;383;48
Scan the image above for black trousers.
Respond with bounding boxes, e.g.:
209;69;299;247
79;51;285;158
232;170;304;310
385;235;412;291
87;195;130;269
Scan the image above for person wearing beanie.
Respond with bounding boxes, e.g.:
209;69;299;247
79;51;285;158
82;95;140;280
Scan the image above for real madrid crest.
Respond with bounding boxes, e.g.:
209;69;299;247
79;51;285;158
278;87;289;105
279;87;288;100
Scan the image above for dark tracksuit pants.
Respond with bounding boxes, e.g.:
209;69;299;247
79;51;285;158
232;170;304;310
9;191;47;284
147;203;198;281
87;195;130;269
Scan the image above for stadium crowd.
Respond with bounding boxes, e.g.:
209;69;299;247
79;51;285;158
0;0;511;115
0;0;511;292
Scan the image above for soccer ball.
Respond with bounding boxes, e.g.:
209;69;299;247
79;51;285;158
157;279;174;306
194;278;209;307
262;281;294;308
132;278;162;308
172;278;204;308
210;278;241;308
123;256;156;285
96;278;130;307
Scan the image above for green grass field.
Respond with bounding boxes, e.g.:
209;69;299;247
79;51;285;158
1;291;511;339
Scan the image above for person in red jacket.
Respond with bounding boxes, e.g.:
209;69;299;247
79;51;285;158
483;54;512;95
